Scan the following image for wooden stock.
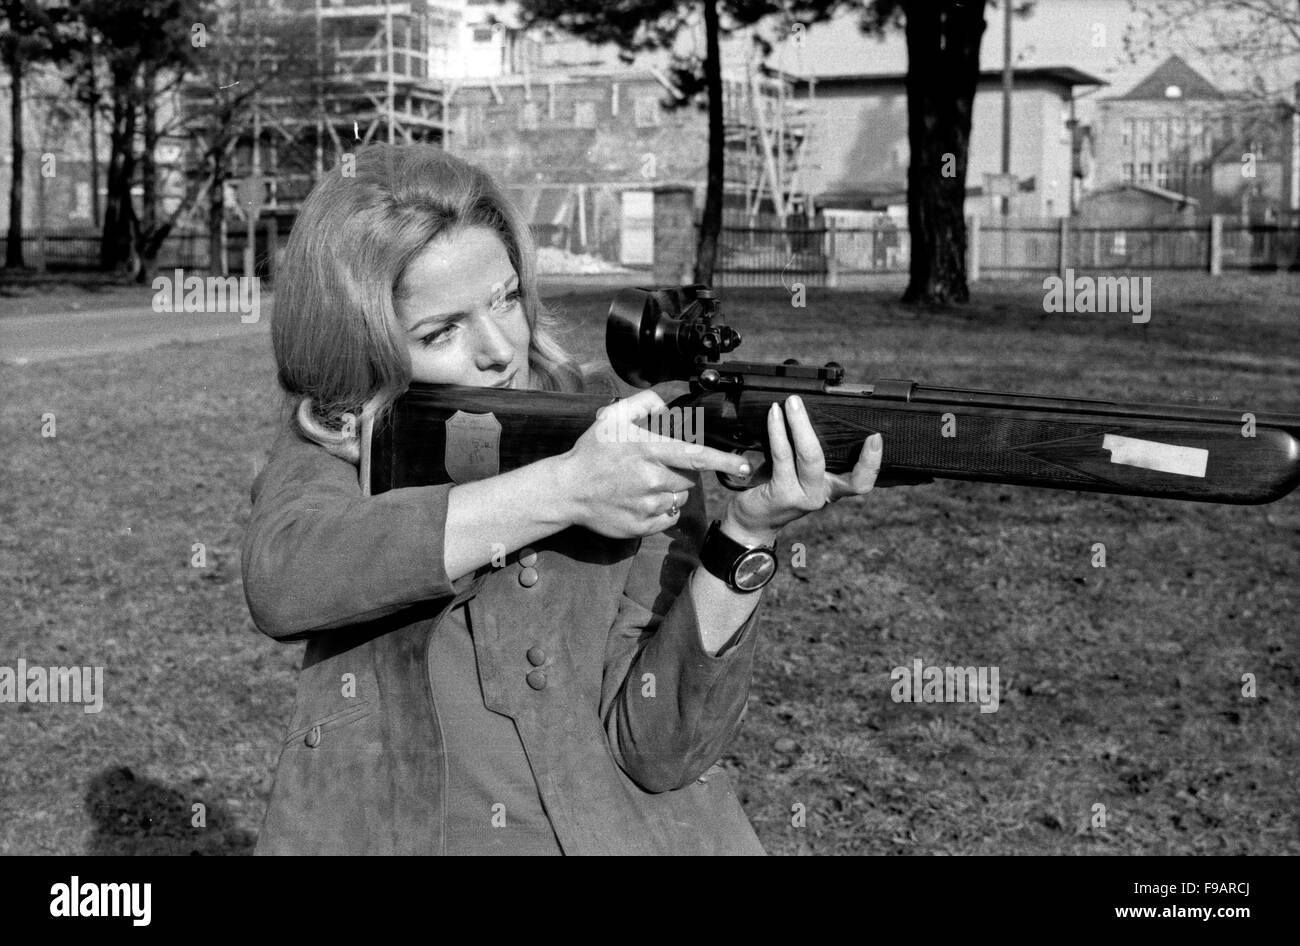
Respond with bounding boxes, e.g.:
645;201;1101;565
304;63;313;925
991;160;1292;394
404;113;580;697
362;382;1300;505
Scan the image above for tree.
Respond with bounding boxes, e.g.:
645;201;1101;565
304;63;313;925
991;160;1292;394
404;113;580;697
515;0;841;286
63;0;202;277
0;0;66;270
859;0;993;304
174;1;329;279
1126;1;1300;118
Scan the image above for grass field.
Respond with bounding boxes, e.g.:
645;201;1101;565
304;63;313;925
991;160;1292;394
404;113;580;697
2;274;1298;855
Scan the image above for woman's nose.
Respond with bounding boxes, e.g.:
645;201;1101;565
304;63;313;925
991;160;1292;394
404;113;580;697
470;311;515;368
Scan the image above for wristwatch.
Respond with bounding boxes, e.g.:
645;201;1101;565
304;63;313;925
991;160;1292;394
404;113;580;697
699;520;778;593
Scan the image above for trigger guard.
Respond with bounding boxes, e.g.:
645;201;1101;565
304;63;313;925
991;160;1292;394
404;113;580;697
717;450;770;491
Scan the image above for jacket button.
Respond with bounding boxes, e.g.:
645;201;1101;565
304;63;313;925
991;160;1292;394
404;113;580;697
527;646;547;667
526;670;547;690
304;725;322;748
518;566;539;588
519;548;538;567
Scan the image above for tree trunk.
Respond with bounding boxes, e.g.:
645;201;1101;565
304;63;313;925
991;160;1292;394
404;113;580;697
100;72;137;275
208;108;229;275
5;46;24;269
901;0;987;305
136;63;158;283
88;76;100;228
693;0;724;287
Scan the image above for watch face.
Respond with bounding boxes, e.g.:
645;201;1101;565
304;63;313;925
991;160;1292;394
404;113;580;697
733;549;777;592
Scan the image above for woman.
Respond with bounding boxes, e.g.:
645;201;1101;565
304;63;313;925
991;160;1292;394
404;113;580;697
241;144;882;855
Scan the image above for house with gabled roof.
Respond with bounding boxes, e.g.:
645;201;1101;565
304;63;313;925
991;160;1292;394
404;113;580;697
1090;55;1288;222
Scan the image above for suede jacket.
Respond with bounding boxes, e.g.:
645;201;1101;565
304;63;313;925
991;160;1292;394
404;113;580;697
241;413;766;855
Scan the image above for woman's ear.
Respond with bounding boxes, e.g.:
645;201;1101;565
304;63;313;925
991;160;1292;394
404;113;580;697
295;398;361;465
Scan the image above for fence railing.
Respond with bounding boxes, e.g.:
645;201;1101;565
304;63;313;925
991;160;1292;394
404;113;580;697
712;216;1299;286
971;217;1300;278
714;220;909;288
5;217;1298;287
0;229;210;274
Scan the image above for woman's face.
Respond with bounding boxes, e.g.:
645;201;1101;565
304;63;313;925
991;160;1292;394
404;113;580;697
395;226;532;389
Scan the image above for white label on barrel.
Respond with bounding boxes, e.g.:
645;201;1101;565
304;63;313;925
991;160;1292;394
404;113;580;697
1102;434;1208;478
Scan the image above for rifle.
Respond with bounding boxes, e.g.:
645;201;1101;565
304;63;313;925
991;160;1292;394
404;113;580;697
361;284;1300;505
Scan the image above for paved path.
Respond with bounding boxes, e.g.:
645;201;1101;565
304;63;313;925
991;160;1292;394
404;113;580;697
0;299;271;364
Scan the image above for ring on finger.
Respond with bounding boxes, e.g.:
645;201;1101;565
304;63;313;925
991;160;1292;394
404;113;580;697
667;490;683;517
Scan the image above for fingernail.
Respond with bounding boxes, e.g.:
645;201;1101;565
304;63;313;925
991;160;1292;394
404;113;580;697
870;433;883;450
789;396;803;412
739;463;752;476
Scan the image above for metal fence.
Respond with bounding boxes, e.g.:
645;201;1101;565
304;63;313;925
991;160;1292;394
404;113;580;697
975;220;1300;277
0;229;209;273
714;222;909;288
6;218;1298;286
711;218;1300;285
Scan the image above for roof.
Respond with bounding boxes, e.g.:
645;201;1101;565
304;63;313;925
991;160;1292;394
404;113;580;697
794;66;1107;90
1114;55;1222;101
1092;181;1201;206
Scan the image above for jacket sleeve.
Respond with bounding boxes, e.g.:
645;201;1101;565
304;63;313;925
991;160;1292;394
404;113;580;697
241;423;463;639
598;479;762;793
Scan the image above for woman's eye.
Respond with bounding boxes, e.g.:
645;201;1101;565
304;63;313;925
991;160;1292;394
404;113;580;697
492;289;523;313
419;324;456;347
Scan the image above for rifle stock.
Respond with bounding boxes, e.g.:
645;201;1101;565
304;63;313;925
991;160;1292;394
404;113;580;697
362;381;1300;505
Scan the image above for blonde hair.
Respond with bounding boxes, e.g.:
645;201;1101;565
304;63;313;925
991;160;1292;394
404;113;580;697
272;144;586;459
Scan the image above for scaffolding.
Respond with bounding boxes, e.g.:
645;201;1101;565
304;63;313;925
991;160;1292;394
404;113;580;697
183;0;457;218
722;67;815;227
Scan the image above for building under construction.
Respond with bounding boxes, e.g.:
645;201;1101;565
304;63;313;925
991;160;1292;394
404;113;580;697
182;0;815;265
182;0;457;222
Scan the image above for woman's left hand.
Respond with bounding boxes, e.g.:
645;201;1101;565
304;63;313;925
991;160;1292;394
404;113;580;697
722;395;883;545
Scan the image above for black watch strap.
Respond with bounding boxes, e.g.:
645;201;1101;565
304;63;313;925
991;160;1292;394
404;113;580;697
699;520;778;593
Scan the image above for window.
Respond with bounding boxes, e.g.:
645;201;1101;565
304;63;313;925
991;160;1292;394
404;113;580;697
1137;120;1152;150
1139;162;1152;181
1156;162;1169;187
574;101;597;128
1188;118;1204;158
519;101;539;131
634;96;660;128
1169;117;1186;151
1122;162;1135;182
472;26;493;42
1122;119;1133;147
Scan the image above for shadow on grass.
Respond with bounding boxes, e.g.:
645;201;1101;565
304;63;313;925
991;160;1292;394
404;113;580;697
85;767;256;856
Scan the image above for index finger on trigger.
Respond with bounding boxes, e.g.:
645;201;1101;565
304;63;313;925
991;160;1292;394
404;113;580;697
645;439;752;477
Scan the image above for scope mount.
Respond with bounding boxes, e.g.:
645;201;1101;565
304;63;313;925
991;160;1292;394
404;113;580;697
607;285;846;393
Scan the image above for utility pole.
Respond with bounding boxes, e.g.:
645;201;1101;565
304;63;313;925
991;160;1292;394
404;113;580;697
386;0;395;144
1001;0;1013;216
245;9;262;279
315;0;324;181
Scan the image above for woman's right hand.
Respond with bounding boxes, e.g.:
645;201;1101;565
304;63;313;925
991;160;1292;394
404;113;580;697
555;390;753;539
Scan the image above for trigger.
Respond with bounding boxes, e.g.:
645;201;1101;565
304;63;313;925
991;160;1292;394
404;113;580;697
718;449;770;491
